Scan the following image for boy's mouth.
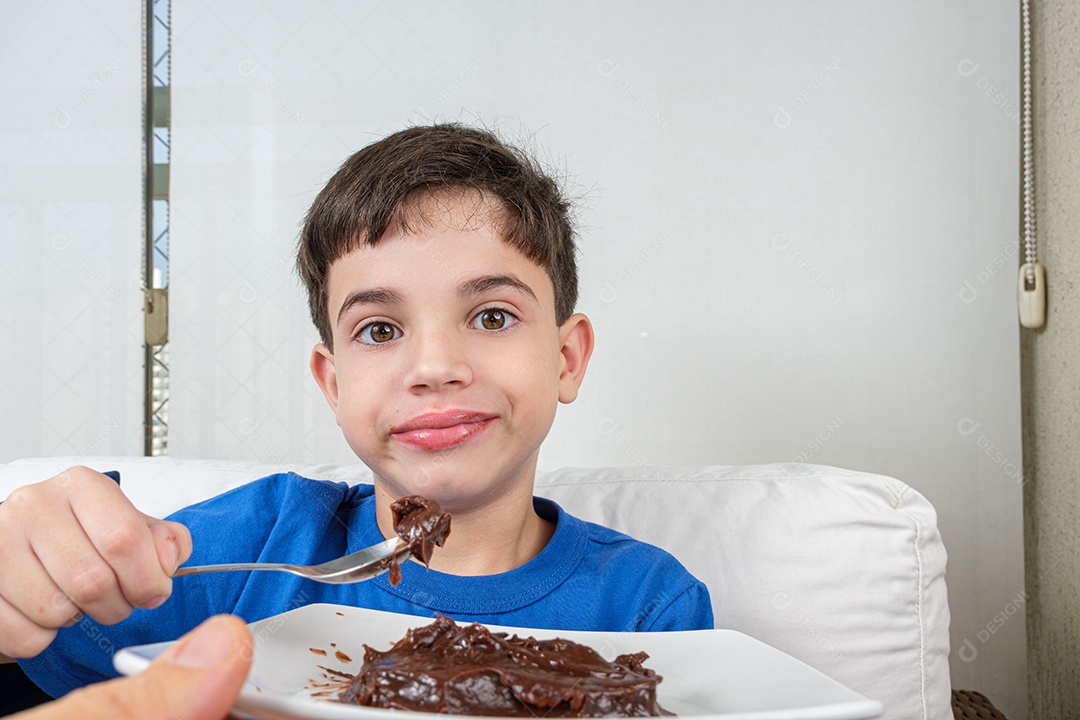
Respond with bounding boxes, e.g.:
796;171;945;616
390;410;497;452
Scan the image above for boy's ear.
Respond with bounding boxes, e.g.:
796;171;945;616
310;344;340;413
557;313;594;404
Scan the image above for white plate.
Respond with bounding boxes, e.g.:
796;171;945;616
114;604;882;720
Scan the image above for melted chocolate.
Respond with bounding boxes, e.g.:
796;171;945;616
340;616;663;716
392;496;452;565
381;496;452;586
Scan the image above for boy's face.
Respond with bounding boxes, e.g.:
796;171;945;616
310;195;592;514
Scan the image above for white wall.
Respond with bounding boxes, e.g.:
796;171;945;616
167;4;1026;714
0;2;144;461
0;1;1026;716
1024;0;1080;715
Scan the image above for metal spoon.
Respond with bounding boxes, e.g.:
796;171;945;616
172;537;411;584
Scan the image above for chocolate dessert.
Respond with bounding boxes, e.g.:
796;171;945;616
340;616;663;716
382;496;452;586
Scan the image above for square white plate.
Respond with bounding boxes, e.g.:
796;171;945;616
114;604;882;720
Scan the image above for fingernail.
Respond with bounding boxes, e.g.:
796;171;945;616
172;617;235;668
146;594;168;609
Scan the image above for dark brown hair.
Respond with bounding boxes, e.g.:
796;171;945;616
297;123;578;348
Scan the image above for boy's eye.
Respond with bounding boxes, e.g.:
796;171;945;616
357;321;401;345
471;308;518;331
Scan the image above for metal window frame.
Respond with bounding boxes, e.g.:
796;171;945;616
143;0;170;455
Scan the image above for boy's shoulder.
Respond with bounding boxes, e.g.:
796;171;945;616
540;497;708;588
174;472;371;513
535;497;714;631
168;473;377;554
541;496;685;560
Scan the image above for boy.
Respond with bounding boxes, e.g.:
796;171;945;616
0;124;713;697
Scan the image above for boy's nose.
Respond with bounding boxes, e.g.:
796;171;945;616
402;330;473;392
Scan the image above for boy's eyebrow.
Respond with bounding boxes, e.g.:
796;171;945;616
459;274;538;303
336;287;404;325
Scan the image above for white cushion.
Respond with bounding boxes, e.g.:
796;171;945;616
0;457;949;720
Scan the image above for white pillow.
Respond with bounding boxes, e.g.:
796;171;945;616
0;457;949;720
536;464;950;720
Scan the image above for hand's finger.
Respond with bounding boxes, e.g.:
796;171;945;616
24;506;133;626
146;518;193;577
0;512;83;633
0;592;58;660
70;473;177;611
10;615;253;720
23;470;172;623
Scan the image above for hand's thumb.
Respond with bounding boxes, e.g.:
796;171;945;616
147;517;193;575
16;616;253;720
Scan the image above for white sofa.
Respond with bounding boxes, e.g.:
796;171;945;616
0;457;951;720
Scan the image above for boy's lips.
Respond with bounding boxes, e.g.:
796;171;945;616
390;410;497;451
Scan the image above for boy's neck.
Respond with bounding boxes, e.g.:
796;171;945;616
373;483;555;576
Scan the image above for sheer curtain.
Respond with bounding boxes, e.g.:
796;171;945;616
0;2;144;462
169;2;1025;715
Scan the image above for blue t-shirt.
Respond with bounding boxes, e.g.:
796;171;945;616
20;473;713;697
